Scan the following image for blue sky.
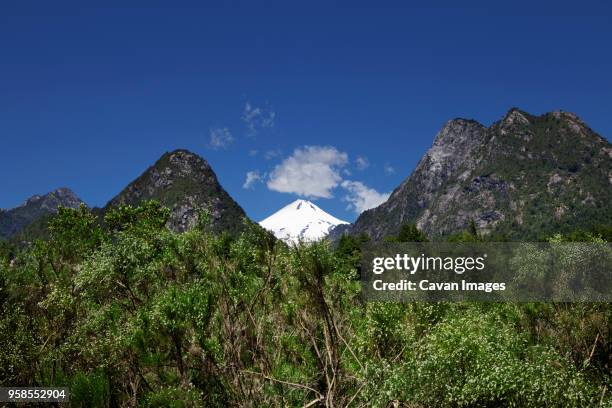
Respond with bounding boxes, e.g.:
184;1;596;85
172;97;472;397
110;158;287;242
1;1;611;222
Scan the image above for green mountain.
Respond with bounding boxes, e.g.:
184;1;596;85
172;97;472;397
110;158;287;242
349;109;611;240
102;149;248;234
0;188;83;240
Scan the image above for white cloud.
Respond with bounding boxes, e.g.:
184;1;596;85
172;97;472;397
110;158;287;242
384;163;395;175
267;146;348;198
209;127;234;150
242;101;276;136
243;170;263;189
355;155;369;170
248;149;258;157
341;180;390;214
264;149;282;160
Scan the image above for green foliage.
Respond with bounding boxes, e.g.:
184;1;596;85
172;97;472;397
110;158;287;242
385;223;429;243
561;224;612;242
337;232;369;253
104;200;171;233
143;386;204;407
70;371;111;408
468;219;478;237
47;204;105;262
447;219;489;243
0;240;13;264
0;201;609;406
447;230;480;243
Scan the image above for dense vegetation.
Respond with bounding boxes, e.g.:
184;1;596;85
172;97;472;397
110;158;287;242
0;202;610;407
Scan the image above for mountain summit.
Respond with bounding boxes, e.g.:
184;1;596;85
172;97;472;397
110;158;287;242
349;108;611;240
259;199;348;244
0;187;83;239
103;149;248;234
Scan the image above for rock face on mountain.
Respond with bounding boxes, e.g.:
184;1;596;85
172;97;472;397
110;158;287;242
103;149;248;233
0;188;83;239
350;108;612;240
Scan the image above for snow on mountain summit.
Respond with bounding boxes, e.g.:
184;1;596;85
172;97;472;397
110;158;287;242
259;199;349;244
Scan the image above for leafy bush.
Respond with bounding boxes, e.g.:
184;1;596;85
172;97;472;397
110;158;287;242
0;201;609;407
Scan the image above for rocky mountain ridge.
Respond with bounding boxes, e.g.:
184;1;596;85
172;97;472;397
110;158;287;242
0;187;83;239
348;108;611;240
3;109;610;243
1;150;249;240
102;149;248;234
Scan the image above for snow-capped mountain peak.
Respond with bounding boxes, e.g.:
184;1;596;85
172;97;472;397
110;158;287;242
259;199;349;244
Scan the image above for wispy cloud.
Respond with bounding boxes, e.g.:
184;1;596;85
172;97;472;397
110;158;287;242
248;149;258;157
208;127;234;150
267;146;348;198
341;180;390;214
355;155;369;170
384;163;395;175
243;170;263;189
264;149;282;160
242;101;276;136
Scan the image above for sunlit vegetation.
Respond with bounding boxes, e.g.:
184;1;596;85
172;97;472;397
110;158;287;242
0;203;610;407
